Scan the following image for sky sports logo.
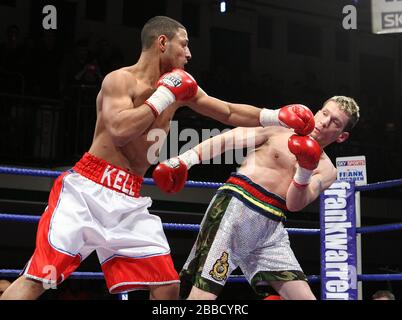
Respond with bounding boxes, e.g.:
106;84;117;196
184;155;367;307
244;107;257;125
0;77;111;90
336;160;365;166
382;11;402;28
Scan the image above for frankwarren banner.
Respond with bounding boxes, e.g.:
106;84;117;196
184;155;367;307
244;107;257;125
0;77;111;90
320;181;357;300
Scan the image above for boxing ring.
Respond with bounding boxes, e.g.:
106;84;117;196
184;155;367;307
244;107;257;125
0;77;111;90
1;166;402;300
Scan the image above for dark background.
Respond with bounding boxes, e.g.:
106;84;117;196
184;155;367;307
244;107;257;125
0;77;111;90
0;0;402;300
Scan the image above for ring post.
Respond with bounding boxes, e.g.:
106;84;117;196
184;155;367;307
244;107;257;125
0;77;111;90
320;180;357;300
355;190;362;300
335;155;367;300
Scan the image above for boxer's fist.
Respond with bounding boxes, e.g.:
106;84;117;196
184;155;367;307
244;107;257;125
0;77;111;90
260;104;315;135
288;134;321;187
153;149;200;193
288;134;321;170
152;158;188;193
279;105;315;135
145;69;198;116
158;69;198;101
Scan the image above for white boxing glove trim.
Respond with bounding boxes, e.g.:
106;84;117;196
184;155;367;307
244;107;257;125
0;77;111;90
293;165;313;186
260;108;287;128
178;149;201;169
145;86;176;115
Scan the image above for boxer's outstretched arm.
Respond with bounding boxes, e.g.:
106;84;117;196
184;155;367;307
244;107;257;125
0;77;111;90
102;72;157;147
192;126;268;162
152;127;269;193
186;88;262;127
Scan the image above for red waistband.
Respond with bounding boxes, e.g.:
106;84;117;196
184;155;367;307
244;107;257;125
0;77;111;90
72;153;143;198
225;174;288;211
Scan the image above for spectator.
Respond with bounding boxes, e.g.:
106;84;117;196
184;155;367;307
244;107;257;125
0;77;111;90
372;290;395;300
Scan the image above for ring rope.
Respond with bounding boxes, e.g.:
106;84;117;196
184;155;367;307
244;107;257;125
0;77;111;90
355;179;402;192
0;166;223;189
3;213;402;234
2;269;401;283
2;166;402;191
0;213;319;235
358;223;402;234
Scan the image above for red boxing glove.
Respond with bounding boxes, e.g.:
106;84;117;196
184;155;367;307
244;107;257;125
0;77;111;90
158;68;198;101
145;69;198;117
260;104;315;135
279;105;315;135
152;158;188;193
288;134;321;187
152;149;201;193
288;134;321;170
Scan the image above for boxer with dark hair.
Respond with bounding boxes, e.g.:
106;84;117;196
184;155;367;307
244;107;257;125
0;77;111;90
1;16;313;300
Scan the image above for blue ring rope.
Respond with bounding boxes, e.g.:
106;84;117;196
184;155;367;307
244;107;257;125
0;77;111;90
0;166;223;189
3;213;402;234
1;269;401;283
1;166;401;191
356;179;402;192
358;223;402;234
0;213;319;235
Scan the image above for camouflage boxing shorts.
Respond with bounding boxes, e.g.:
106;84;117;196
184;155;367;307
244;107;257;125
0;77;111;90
180;173;307;298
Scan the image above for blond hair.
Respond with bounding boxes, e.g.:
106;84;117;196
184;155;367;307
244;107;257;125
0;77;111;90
324;96;360;132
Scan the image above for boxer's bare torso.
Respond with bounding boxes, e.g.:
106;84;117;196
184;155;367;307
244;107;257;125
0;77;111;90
88;66;179;176
238;127;332;199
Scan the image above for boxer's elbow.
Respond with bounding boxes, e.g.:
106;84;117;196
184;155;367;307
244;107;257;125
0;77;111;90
286;202;304;212
286;197;308;212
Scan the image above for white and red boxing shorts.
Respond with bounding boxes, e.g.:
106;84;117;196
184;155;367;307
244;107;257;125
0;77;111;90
23;152;179;294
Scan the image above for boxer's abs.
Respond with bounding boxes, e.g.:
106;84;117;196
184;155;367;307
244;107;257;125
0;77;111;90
238;134;297;199
89;122;170;177
89;87;176;176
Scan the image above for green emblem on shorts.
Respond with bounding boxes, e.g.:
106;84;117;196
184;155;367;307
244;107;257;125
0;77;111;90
209;252;229;281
